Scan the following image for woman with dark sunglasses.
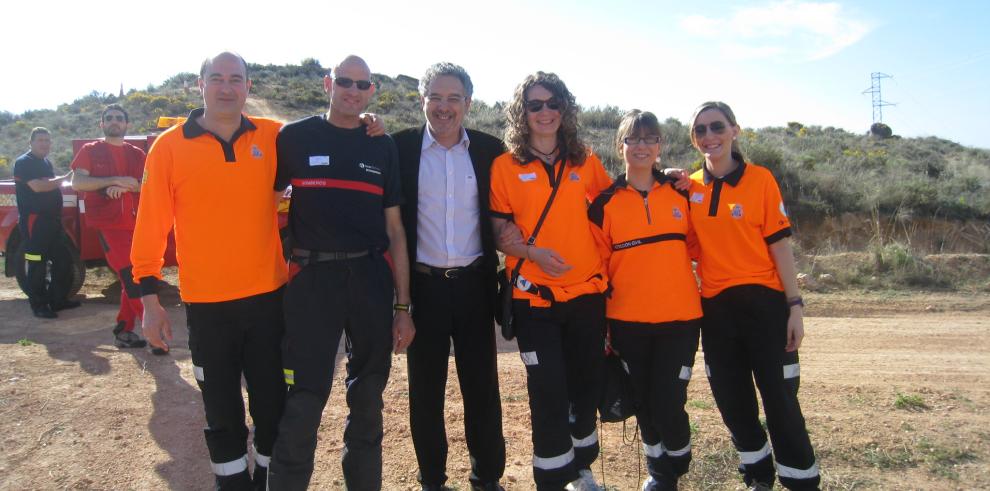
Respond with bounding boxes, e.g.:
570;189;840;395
587;110;702;491
489;72;612;491
686;101;819;491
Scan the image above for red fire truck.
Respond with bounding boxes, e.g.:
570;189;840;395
0;130;290;304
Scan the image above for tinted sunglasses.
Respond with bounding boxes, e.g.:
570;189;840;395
693;121;728;137
525;99;561;113
623;136;661;145
334;77;374;90
104;114;126;122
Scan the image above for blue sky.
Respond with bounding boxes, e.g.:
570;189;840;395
4;0;989;148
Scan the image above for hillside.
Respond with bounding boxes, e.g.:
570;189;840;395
2;59;988;259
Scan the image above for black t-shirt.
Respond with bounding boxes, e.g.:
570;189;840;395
13;151;62;217
275;116;403;252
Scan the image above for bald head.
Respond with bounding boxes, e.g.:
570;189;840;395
332;55;370;78
201;51;249;79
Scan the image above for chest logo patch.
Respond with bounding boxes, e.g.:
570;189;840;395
690;192;705;204
309;155;330;166
729;203;744;219
569;172;580;182
518;172;537;182
672;206;683;220
251;145;263;159
359;162;382;175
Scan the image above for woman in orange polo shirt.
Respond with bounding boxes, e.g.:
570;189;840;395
490;71;612;491
588;110;702;491
686;101;819;490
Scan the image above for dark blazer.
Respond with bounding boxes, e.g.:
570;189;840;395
393;125;506;310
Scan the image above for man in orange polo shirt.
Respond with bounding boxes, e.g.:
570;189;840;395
131;52;288;490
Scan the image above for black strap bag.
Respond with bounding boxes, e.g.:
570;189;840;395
599;345;637;423
496;159;566;340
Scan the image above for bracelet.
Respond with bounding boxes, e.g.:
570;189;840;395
393;303;412;314
525;245;532;260
787;296;804;308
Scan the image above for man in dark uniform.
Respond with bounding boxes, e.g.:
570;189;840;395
392;62;506;491
13;127;79;318
267;54;415;491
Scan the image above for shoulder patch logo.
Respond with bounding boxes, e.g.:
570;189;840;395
690;192;705;204
251;145;263;159
309;155;330;166
672;206;683;220
569;172;580;182
359;162;382;175
729;203;744;219
518;172;537;182
779;201;788;217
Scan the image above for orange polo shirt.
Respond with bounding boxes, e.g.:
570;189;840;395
131;109;288;302
490;151;612;306
589;171;702;323
688;161;791;298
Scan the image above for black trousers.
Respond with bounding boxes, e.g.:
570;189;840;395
185;286;286;490
513;293;605;491
407;267;505;486
268;255;394;491
20;213;69;310
610;319;700;483
701;284;819;490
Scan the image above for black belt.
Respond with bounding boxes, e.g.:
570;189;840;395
413;257;483;279
291;248;369;264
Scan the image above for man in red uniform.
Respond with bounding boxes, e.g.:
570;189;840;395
71;104;148;349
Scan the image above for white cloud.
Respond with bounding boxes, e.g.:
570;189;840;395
678;1;871;61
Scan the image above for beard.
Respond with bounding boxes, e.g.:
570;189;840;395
103;125;125;138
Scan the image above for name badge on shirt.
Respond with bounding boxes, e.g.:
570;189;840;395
690;192;705;204
518;172;537;182
309;155;330;166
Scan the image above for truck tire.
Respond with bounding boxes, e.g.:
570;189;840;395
14;235;86;303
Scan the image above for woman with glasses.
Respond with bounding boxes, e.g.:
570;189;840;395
587;110;702;491
489;72;612;491
686;101;819;491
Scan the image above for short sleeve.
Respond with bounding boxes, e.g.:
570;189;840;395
381;136;403;208
489;154;514;220
761;170;792;244
274;129;296;192
13;157;44;182
70;145;93;172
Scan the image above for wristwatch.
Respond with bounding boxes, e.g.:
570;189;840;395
393;303;413;315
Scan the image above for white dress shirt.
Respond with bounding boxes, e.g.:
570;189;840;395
416;127;483;268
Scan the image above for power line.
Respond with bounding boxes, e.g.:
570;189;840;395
862;72;896;124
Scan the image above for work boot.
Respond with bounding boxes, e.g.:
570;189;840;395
642;474;678;491
51;299;81;311
32;305;57;319
471;482;504;491
748;482;773;491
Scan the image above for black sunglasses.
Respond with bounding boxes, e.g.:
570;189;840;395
334;77;374;90
693;121;728;137
623;136;661;145
104;114;126;122
525;99;561;113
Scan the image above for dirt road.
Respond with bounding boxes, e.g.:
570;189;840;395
0;271;987;490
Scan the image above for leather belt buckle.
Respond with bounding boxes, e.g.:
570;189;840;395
443;268;459;279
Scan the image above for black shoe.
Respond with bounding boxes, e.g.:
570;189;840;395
114;330;148;349
32;306;57;319
422;485;446;491
51;300;81;311
472;482;505;491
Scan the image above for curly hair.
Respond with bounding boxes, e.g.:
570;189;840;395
503;71;588;166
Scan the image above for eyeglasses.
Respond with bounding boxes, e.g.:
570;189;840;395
334;77;374;90
104;114;126;122
525;99;561;113
623;136;661;145
693;121;728;137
